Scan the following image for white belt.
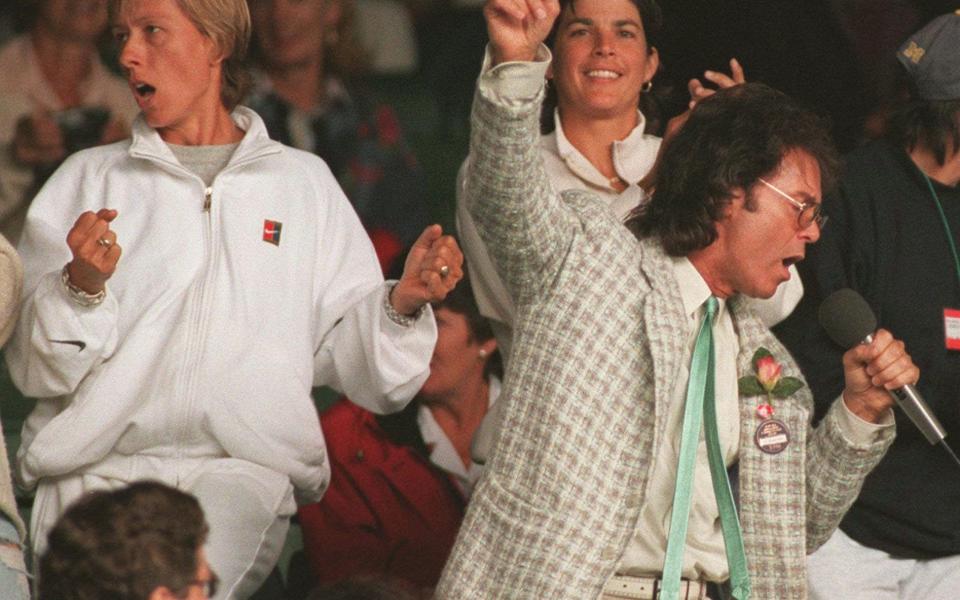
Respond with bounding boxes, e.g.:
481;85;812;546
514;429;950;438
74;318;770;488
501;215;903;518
601;574;709;600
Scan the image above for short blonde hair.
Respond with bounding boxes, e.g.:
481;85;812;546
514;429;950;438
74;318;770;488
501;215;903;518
111;0;251;110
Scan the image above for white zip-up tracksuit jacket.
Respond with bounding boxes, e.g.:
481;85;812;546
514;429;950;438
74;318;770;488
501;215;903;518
5;107;436;597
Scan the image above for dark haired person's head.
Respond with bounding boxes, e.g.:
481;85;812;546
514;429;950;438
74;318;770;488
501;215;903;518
888;12;960;166
628;83;838;299
380;250;500;399
541;0;662;133
888;99;960;166
420;273;502;405
628;82;838;255
39;481;214;600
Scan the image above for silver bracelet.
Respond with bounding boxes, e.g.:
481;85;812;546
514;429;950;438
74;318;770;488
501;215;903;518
383;282;424;326
60;265;106;307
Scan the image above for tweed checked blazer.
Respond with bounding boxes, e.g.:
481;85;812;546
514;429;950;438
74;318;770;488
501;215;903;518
435;82;895;599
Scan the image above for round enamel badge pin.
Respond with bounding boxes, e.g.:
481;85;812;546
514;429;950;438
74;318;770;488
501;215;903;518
754;419;790;454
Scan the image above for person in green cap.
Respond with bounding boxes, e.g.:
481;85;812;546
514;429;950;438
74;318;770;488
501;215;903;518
776;11;960;600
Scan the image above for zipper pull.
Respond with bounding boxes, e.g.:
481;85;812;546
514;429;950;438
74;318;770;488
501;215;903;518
203;187;213;212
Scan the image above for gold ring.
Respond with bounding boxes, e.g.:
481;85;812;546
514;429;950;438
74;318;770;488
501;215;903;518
97;238;112;248
439;265;450;278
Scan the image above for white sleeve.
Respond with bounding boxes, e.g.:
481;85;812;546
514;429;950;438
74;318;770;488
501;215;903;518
310;169;436;414
833;394;895;444
478;44;552;106
4;162;120;398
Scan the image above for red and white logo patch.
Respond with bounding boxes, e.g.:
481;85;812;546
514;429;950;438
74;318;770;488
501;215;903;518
262;220;282;246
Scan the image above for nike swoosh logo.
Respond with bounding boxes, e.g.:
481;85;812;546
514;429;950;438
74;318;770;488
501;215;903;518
50;340;86;351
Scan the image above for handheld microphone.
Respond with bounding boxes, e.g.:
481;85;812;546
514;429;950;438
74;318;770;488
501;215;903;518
818;288;948;445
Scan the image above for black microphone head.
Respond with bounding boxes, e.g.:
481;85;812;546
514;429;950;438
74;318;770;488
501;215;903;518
818;288;877;348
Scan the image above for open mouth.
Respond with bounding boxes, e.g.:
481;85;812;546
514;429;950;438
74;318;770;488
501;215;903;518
782;256;803;268
134;82;156;98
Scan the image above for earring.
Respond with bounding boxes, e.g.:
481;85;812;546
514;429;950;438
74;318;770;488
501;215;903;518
478;349;488;359
642;80;653;93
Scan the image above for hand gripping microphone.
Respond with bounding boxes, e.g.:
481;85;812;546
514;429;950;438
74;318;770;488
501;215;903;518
818;290;959;467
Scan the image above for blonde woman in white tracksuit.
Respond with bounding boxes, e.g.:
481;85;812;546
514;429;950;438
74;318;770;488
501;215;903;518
4;0;462;597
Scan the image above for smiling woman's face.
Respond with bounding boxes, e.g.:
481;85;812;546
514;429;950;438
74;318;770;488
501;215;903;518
549;0;658;123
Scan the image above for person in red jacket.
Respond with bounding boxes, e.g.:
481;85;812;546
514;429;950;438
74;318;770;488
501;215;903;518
298;275;501;593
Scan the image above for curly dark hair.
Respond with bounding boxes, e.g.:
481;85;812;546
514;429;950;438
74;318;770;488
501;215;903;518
626;82;839;256
39;481;209;600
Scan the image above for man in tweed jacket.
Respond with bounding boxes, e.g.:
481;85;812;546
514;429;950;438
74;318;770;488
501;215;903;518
437;2;916;598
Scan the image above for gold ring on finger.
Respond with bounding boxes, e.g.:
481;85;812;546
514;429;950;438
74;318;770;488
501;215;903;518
97;237;112;248
439;265;450;278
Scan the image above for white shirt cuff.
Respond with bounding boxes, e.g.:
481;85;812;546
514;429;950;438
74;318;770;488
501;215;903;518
478;43;552;106
835;395;895;444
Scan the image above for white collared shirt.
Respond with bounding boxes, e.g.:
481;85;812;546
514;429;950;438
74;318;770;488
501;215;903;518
544;108;659;220
418;376;500;498
617;258;742;581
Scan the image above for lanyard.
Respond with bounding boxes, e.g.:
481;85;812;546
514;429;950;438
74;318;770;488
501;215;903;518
922;172;960;292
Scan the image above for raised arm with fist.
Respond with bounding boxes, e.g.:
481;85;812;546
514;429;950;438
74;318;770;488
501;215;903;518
391;224;464;316
484;0;560;65
65;208;121;296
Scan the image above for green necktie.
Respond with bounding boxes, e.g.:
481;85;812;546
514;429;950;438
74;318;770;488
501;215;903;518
661;296;751;600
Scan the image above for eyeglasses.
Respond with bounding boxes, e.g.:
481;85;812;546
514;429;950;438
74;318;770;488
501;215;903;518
757;177;827;230
186;572;219;598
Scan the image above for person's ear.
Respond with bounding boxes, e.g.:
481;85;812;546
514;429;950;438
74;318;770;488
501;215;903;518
204;34;225;67
479;338;498;361
642;46;660;87
722;188;747;220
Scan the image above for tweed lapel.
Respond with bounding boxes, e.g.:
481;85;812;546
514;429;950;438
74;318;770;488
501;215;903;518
728;296;812;597
731;298;768;395
728;296;813;411
639;239;688;448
